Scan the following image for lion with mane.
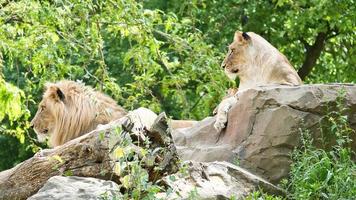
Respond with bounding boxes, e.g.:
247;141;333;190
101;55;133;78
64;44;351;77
214;31;302;131
30;80;127;147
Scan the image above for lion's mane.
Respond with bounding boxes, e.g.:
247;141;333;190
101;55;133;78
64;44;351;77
31;80;126;147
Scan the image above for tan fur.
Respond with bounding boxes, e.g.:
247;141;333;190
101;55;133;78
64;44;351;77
169;120;198;129
30;80;127;147
214;31;302;132
213;88;238;115
224;88;238;98
221;31;302;90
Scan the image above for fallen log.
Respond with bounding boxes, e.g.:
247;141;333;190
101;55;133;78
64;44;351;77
0;108;179;200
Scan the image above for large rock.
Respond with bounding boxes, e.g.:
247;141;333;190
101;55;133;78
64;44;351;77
28;176;121;200
30;162;283;200
173;84;356;183
158;161;285;199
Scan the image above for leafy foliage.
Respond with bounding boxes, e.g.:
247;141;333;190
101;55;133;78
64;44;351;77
0;79;24;122
0;77;34;169
285;91;356;199
110;126;165;199
0;0;229;170
144;0;356;82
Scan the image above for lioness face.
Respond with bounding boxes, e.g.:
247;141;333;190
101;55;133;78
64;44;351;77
221;31;251;80
30;85;65;143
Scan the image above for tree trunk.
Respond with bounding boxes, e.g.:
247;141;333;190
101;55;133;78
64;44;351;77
298;32;328;80
0;109;178;200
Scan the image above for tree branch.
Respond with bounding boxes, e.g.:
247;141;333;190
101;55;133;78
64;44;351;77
326;31;340;40
299;37;311;51
298;32;328;80
0;111;178;200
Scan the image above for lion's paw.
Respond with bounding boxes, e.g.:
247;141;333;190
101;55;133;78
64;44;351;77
214;117;227;132
214;108;229;132
213;96;238;132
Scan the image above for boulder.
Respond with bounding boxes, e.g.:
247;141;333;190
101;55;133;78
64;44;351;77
28;176;121;200
30;162;284;200
173;84;356;183
158;161;285;199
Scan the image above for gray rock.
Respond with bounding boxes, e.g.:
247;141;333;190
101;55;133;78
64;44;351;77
27;176;121;200
158;161;285;199
173;84;356;183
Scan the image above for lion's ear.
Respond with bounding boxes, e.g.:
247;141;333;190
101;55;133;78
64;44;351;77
242;32;251;40
55;88;65;101
46;83;65;102
234;31;251;44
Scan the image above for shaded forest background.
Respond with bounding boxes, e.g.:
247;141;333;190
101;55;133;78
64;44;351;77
0;0;355;171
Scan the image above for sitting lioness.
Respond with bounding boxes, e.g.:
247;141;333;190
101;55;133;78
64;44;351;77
214;31;302;131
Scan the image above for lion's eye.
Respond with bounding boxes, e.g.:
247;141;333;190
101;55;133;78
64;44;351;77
229;49;234;56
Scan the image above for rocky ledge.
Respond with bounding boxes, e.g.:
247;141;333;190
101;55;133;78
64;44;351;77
174;84;356;183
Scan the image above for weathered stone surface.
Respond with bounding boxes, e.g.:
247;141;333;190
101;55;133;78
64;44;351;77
28;176;121;200
158;161;285;199
173;84;356;183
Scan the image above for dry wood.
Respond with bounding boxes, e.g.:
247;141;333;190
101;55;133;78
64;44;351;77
0;111;178;200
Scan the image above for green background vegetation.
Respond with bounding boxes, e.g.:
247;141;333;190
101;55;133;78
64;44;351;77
0;0;355;198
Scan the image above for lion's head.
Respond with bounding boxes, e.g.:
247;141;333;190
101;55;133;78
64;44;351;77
30;84;62;144
221;31;302;89
30;80;126;147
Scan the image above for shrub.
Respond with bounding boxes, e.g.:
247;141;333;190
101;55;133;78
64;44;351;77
286;90;356;199
249;90;355;200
